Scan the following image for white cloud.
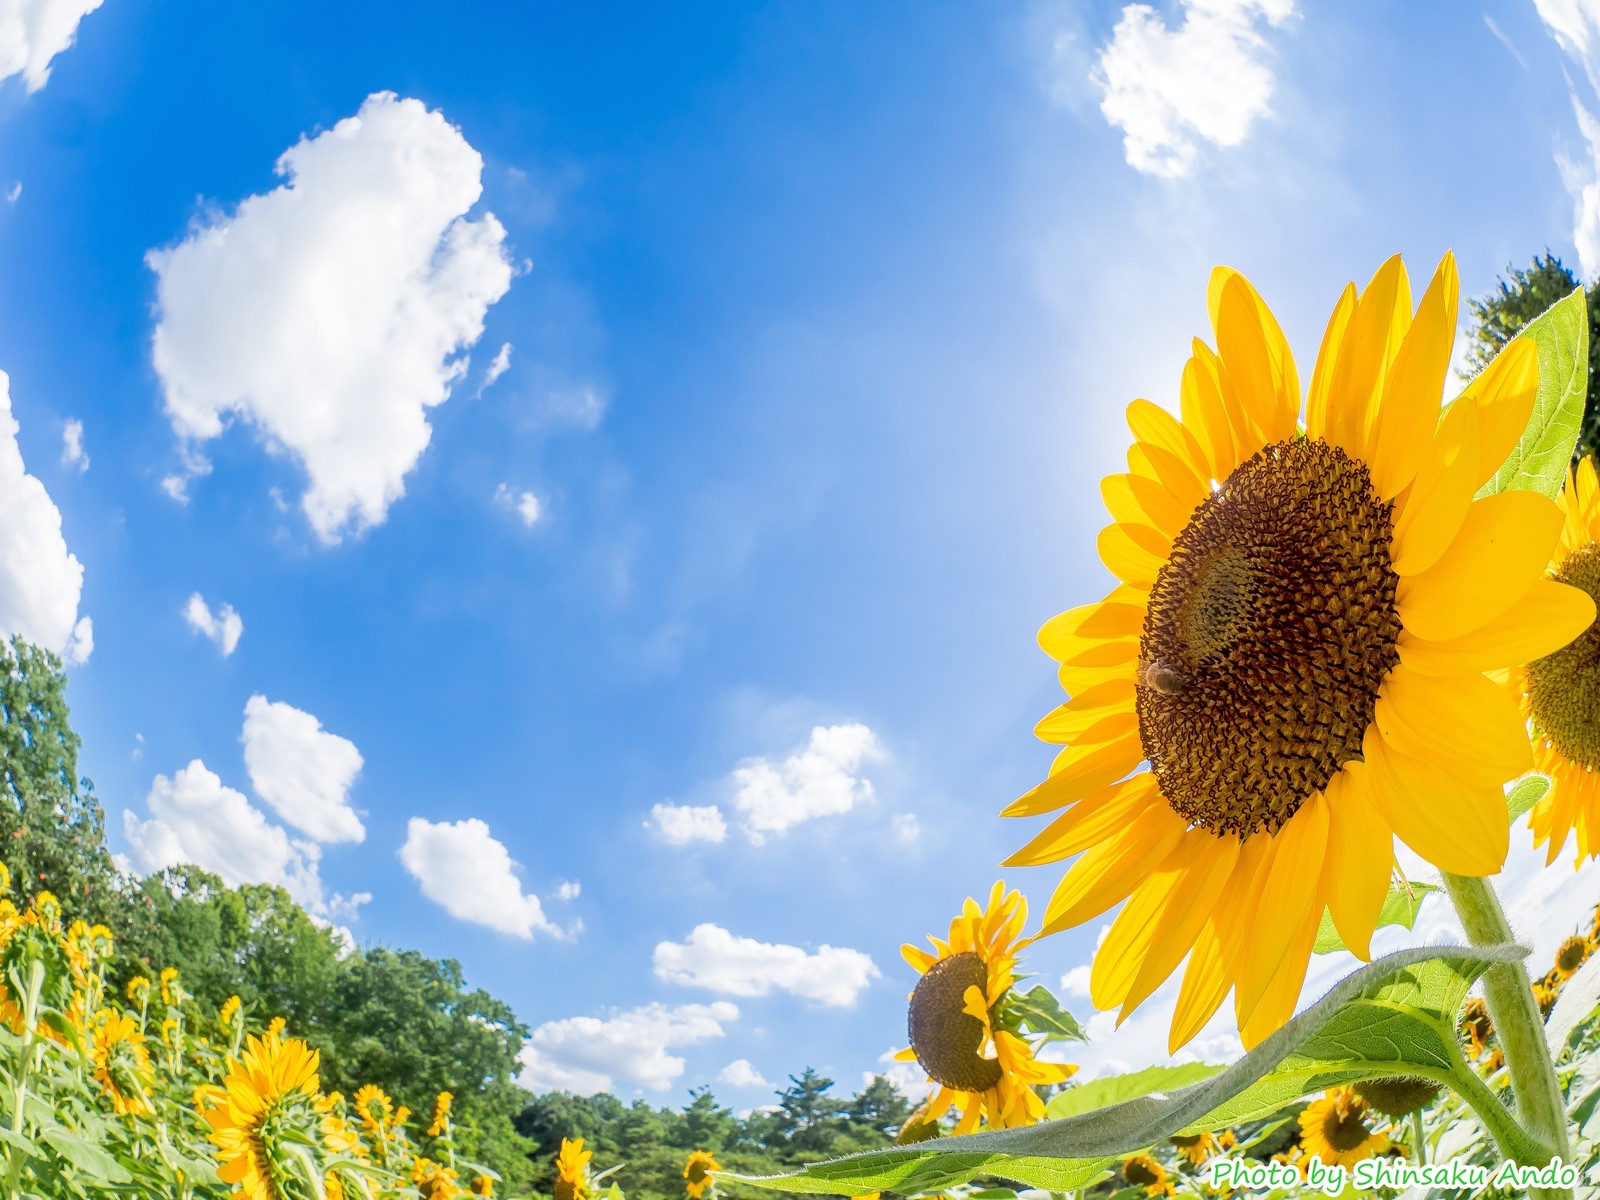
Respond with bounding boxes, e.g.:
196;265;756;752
0;371;88;662
242;695;364;844
183;593;243;656
4;183;19;204
731;723;882;842
718;1058;770;1089
891;812;919;842
519;1001;739;1095
0;0;105;93
399;816;559;939
60;418;85;471
1560;94;1600;280
647;801;727;846
121;759;335;914
868;1048;933;1103
493;482;541;527
556;880;581;901
148;92;514;543
479;341;512;393
1060;963;1091;997
1536;0;1600;63
1090;0;1296;178
653;923;880;1007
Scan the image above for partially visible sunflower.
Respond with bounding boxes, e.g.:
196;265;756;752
1555;933;1594;980
1217;1129;1238;1150
1535;982;1559;1019
555;1137;593;1200
413;1157;462;1200
1169;1130;1218;1165
472;1176;495;1198
201;1031;327;1200
1008;253;1595;1050
1461;997;1494;1059
1515;457;1600;863
1120;1154;1175;1196
159;966;180;1007
428;1090;454;1137
92;1010;153;1116
1298;1087;1389;1167
683;1150;720;1199
221;994;242;1032
896;883;1077;1134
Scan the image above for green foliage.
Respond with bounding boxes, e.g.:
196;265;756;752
1312;879;1437;955
1465;252;1600;466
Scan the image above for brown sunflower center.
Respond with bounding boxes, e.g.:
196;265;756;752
1353;1076;1440;1118
687;1162;709;1184
906;951;1003;1093
1527;544;1600;771
1319;1096;1377;1152
1137;438;1403;836
1558;933;1592;974
1122;1157;1162;1186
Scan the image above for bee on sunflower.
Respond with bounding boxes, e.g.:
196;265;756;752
1119;1153;1175;1196
1008;253;1596;1049
554;1137;593;1200
683;1149;720;1199
895;882;1078;1133
1298;1087;1390;1167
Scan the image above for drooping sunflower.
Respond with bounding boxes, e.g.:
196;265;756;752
1168;1130;1218;1165
92;1009;154;1116
555;1137;593;1200
1120;1154;1175;1197
1352;1076;1440;1119
1554;932;1594;980
895;883;1077;1133
1008;253;1596;1049
683;1149;720;1199
1514;457;1600;863
1298;1087;1389;1167
202;1031;328;1200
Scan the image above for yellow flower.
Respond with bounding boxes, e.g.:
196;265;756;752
1217;1128;1238;1150
896;883;1077;1134
92;1010;154;1116
1298;1087;1389;1167
220;994;242;1030
0;862;10;893
1120;1154;1174;1196
1554;932;1595;980
555;1137;593;1200
413;1156;462;1199
1009;254;1594;1050
1461;996;1493;1059
159;966;180;1006
267;1015;286;1038
1169;1130;1218;1165
683;1150;720;1199
201;1031;327;1200
472;1177;495;1197
127;976;150;1004
428;1089;454;1136
1513;457;1600;863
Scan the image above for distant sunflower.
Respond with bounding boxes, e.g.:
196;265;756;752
472;1176;495;1197
896;883;1077;1133
1168;1130;1218;1165
683;1150;720;1199
1461;996;1494;1059
555;1137;593;1200
1008;253;1595;1049
201;1031;327;1200
92;1010;153;1117
1298;1087;1388;1167
1517;457;1600;863
428;1090;454;1137
413;1156;462;1200
1120;1154;1175;1197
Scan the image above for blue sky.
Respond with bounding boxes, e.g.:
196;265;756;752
4;0;1600;1104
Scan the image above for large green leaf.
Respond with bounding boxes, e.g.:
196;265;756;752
1312;880;1437;955
1481;286;1589;500
728;945;1528;1195
1046;1063;1222;1120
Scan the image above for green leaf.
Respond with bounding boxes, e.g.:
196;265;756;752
1481;286;1589;499
1001;985;1087;1044
1312;881;1438;954
727;944;1527;1195
1548;948;1600;1054
1046;1064;1222;1120
39;1129;130;1184
1507;775;1551;822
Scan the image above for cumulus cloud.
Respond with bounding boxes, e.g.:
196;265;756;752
556;880;581;901
718;1058;770;1089
60;418;86;471
121;759;335;914
1090;0;1296;177
399;817;560;939
731;723;881;842
479;342;512;393
148;92;514;542
868;1049;933;1102
0;0;105;93
1538;2;1600;277
493;482;541;527
183;593;243;656
242;695;365;843
653;923;880;1007
519;1001;739;1095
0;372;88;662
891;812;919;842
647;801;727;846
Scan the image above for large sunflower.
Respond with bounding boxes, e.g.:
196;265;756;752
683;1149;720;1199
202;1031;328;1200
895;882;1076;1133
1516;457;1600;863
1007;253;1596;1049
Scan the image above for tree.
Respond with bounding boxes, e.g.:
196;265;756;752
0;637;120;921
1464;252;1600;464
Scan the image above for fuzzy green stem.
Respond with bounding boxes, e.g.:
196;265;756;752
1410;1108;1427;1165
1444;872;1571;1200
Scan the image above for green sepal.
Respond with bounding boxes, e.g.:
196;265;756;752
995;984;1087;1044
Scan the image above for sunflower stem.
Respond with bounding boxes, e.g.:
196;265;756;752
1443;871;1571;1198
1409;1108;1426;1165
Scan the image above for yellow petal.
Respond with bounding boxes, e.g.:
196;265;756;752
1325;256;1411;460
1039;599;1146;662
1398;579;1596;676
1180;354;1237;480
1367;252;1458;501
1127;399;1211;487
1458;337;1538;488
1091;840;1195;1012
1239;901;1322;1049
1120;832;1240;1020
1129;439;1209;510
1374;665;1532;786
1097;522;1170;588
1235;796;1329;1026
1004;773;1161;865
1040;803;1188;934
1362;728;1508;876
1398;491;1565;641
1321;763;1392;960
1170;919;1229;1053
1391;393;1478;576
1002;735;1144;818
1306;283;1358;442
1210;270;1300;444
1033;678;1137;741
